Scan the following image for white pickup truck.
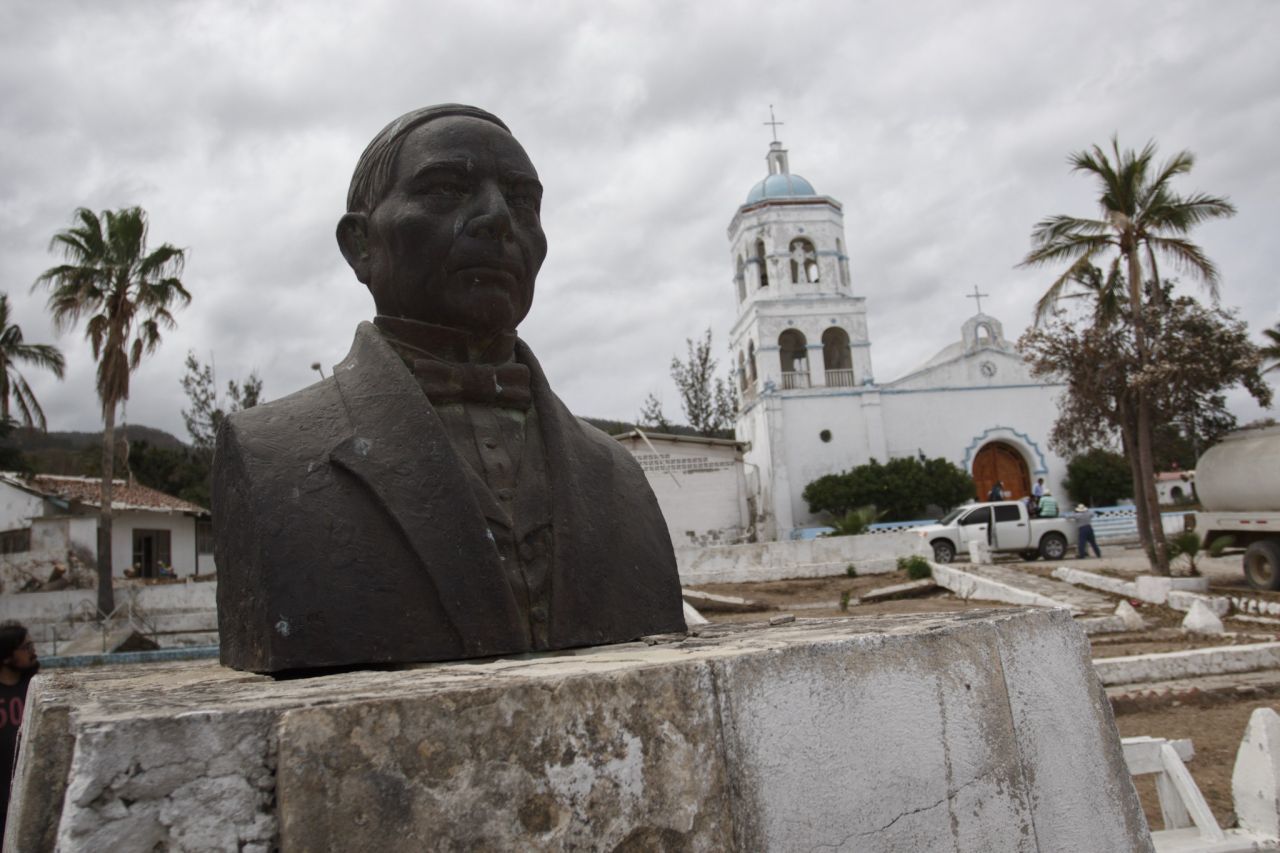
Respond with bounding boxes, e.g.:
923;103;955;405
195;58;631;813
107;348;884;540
914;501;1078;563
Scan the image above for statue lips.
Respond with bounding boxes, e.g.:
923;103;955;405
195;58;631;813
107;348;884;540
448;254;527;289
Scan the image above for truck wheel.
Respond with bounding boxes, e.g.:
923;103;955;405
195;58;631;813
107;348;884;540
931;540;955;564
1039;533;1068;561
1243;540;1280;591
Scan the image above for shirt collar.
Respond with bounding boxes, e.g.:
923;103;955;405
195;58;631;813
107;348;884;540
373;315;517;365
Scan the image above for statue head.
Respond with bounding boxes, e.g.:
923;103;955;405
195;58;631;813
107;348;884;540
337;105;547;335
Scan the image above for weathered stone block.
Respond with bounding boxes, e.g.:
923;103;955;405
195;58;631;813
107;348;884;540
6;610;1153;852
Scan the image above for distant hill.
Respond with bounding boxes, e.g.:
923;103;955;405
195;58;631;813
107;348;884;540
8;424;186;452
579;416;731;440
1;425;188;477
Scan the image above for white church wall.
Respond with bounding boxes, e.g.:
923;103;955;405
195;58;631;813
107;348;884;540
775;391;887;530
889;348;1032;392
879;383;1070;499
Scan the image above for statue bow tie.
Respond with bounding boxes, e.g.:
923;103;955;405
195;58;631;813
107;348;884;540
413;358;532;409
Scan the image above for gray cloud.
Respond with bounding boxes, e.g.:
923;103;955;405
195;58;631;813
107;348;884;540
1;0;1275;443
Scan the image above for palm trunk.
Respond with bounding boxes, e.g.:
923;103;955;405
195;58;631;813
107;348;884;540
97;402;116;615
1118;397;1156;566
1126;247;1170;575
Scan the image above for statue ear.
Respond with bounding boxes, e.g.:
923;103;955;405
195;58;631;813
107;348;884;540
336;213;372;283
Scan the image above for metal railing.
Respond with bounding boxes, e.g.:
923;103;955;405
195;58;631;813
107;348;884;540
781;371;810;390
824;368;856;387
58;590;159;654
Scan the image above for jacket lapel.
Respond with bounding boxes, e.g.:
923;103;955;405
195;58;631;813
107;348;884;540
328;323;526;655
517;341;618;639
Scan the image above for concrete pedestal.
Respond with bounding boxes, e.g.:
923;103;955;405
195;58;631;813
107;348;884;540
6;609;1152;852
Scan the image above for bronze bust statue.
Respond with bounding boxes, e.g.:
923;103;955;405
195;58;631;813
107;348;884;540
213;105;686;673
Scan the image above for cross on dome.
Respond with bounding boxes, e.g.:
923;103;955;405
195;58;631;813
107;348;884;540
763;105;784;143
966;284;990;314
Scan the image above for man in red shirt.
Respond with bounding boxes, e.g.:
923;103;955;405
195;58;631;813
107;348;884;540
0;622;37;848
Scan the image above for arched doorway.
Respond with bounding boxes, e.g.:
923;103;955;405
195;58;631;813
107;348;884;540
972;441;1030;500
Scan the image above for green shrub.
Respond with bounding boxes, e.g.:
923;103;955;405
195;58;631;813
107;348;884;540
897;555;932;580
822;506;883;538
804;457;974;522
845;564;857;578
1063;449;1133;507
839;590;851;612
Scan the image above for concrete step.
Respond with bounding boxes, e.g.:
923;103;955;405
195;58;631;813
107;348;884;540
957;563;1115;612
1095;642;1280;686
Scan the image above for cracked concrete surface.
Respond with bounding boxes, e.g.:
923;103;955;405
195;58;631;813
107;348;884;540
6;609;1151;851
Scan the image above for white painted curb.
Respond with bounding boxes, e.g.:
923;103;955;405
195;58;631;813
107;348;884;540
1095;642;1280;686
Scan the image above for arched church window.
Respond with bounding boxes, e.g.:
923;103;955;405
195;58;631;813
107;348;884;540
755;240;769;288
789;238;819;284
736;255;747;303
822;327;853;387
737;350;748;391
748;340;757;383
778;329;809;389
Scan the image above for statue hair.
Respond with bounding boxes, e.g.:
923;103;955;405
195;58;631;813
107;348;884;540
345;104;510;215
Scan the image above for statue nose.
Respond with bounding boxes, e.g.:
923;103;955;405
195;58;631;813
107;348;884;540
465;186;514;241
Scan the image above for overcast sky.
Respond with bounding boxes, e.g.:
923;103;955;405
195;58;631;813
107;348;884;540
2;0;1276;442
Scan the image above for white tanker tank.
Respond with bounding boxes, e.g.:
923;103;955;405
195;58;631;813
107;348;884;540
1195;425;1280;512
1190;424;1280;589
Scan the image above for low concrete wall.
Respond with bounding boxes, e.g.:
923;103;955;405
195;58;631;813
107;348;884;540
1095;642;1280;686
8;609;1153;852
1051;567;1137;598
0;580;217;624
676;531;919;585
932;564;1078;612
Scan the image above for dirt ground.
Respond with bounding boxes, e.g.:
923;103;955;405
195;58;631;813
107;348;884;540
688;555;1280;832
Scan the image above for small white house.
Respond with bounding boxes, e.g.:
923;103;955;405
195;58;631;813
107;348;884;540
614;431;754;547
1156;470;1196;505
0;473;213;580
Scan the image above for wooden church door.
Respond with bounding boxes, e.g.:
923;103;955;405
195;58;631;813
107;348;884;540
972;442;1030;500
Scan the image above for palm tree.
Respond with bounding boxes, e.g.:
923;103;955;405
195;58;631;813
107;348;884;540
0;294;66;430
1262;322;1280;374
36;207;189;614
1020;137;1235;575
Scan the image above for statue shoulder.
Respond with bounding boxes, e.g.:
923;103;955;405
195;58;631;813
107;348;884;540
219;377;346;458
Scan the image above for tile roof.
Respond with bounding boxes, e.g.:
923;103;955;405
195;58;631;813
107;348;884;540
4;474;209;515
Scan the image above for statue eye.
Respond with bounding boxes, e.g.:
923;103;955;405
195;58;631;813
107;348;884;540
507;191;538;210
416;173;469;197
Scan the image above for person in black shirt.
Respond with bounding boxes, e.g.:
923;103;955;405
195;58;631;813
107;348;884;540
0;621;38;848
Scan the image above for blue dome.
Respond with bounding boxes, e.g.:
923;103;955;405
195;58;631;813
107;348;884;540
746;173;817;204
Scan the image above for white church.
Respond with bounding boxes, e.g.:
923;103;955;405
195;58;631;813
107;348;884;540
627;135;1069;544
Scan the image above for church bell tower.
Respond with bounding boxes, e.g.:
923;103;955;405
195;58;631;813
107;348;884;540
727;123;881;539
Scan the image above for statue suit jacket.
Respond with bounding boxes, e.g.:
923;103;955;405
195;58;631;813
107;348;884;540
213;322;686;673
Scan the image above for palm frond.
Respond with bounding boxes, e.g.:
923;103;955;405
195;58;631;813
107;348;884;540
1146;235;1222;296
12;374;45;431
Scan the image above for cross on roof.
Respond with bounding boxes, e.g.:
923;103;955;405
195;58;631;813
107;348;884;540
763;105;784;142
966;284;990;314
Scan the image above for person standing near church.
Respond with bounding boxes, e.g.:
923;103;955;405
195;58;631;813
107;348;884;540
0;621;38;847
1072;504;1102;558
987;481;1004;501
